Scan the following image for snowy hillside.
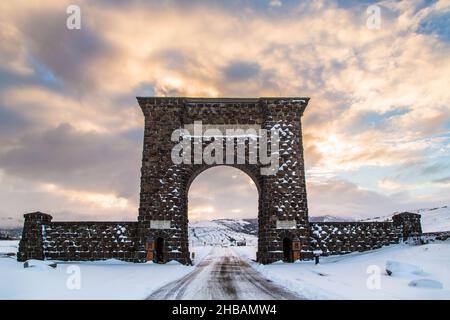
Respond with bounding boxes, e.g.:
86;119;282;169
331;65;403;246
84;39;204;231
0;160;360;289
360;206;450;232
189;219;257;246
411;206;450;232
214;218;257;235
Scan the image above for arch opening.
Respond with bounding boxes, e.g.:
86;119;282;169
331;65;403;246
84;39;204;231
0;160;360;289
187;166;259;259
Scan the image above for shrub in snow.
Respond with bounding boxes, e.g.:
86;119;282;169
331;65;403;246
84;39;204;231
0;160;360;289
385;260;423;276
408;279;443;289
24;259;57;269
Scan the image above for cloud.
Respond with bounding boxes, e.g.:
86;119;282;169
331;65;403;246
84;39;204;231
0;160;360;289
0;106;30;137
421;162;450;175
433;176;450;184
307;178;447;218
223;61;261;82
0;172;136;225
0;0;449;224
269;1;282;7
0;123;141;199
308;179;390;218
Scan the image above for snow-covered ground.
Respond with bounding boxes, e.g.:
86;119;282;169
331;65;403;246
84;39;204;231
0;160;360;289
0;240;18;254
234;242;450;300
1;240;449;299
0;241;210;299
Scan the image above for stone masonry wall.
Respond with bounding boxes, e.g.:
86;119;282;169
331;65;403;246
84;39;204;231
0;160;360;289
392;212;422;240
42;222;139;261
18;212;52;261
421;231;450;243
18;211;425;262
310;222;402;256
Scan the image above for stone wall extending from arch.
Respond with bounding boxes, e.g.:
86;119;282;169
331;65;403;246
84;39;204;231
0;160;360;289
309;213;423;256
17;211;424;262
309;222;402;256
42;222;139;261
17;212;141;262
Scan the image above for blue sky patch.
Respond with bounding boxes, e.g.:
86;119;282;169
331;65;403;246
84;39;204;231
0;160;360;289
417;10;450;42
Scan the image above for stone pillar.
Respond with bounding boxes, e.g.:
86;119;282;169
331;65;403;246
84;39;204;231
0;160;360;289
137;97;189;264
17;212;53;261
392;212;422;241
258;98;311;263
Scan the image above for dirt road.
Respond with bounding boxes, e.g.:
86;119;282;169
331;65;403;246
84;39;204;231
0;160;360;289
147;247;303;300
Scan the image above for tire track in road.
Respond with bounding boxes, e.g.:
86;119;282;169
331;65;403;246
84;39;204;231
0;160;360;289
147;247;304;300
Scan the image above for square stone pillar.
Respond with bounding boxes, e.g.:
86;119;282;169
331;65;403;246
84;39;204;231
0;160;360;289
17;212;53;261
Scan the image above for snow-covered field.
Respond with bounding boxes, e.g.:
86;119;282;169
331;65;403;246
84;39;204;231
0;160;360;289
0;242;211;299
0;240;18;254
235;242;450;300
189;219;257;246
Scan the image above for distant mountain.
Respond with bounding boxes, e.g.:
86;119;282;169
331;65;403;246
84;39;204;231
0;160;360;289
309;215;356;222
359;206;450;233
0;228;22;240
0;216;23;239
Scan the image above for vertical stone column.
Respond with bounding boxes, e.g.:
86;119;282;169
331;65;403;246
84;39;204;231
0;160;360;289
258;98;311;263
137;97;189;264
392;212;422;241
17;212;53;261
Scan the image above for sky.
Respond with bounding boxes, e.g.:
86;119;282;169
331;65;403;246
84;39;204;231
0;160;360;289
0;0;449;227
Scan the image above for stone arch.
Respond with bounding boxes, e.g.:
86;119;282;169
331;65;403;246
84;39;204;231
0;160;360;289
136;97;311;264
